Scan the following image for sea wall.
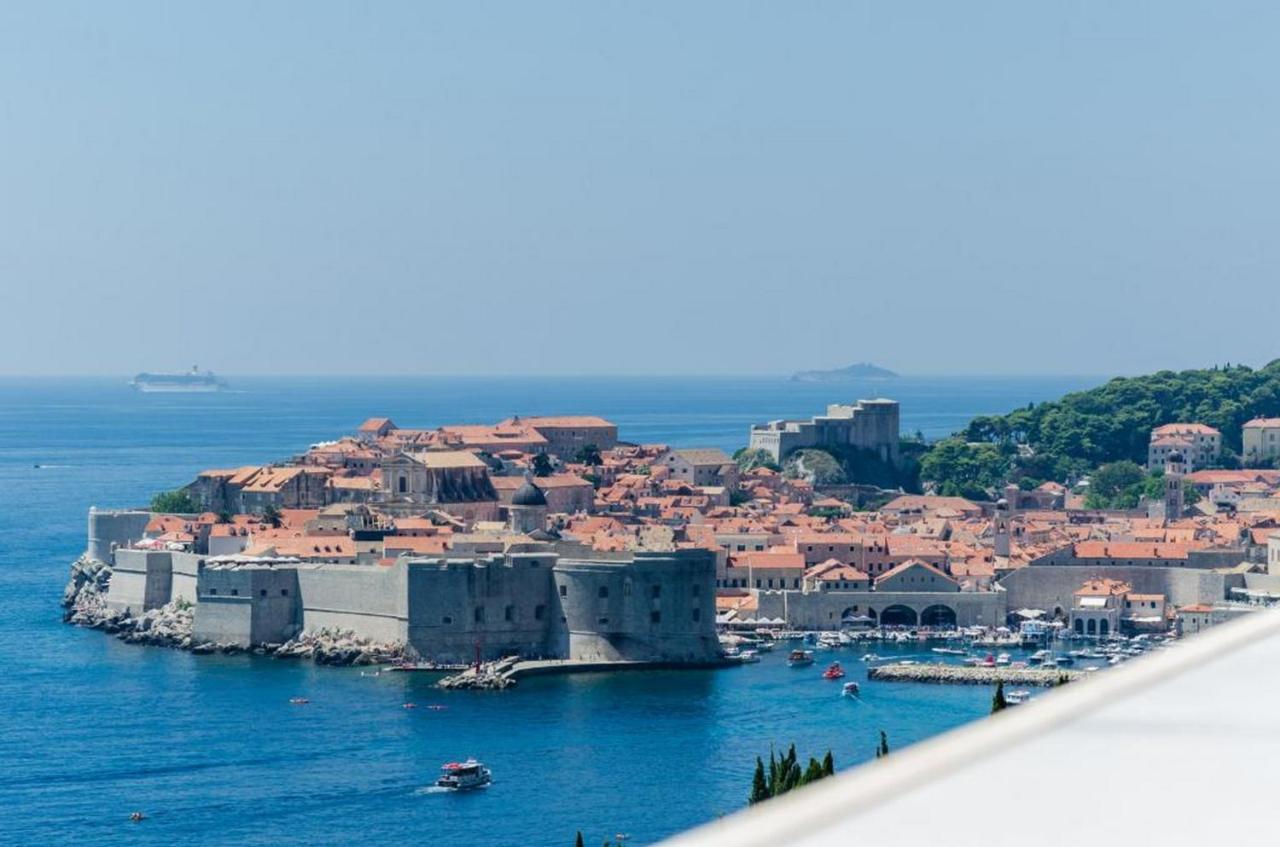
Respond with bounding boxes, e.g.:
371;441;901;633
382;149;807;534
999;565;1231;614
297;562;408;645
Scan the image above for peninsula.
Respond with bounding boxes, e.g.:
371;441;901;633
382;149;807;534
63;375;1280;677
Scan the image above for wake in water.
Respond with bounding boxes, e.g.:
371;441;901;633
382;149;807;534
414;783;492;796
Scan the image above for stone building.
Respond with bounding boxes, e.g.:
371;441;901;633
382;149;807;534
1243;417;1280;466
658;448;739;489
502;415;618;457
378;451;500;524
1147;423;1221;470
748;398;900;464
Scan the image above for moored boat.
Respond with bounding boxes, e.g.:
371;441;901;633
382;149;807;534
788;649;815;667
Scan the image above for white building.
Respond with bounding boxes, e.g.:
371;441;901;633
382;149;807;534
1243;417;1280;466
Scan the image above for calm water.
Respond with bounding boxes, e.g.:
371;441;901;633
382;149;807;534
0;375;1098;846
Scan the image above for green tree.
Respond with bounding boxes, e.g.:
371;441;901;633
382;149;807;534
919;439;1010;500
733;447;780;473
532;453;554;477
575;833;584;847
261;503;283;528
150;489;200;514
575;444;603;466
875;730;890;759
822;750;835;777
991;680;1008;713
749;757;769;805
1084;460;1146;509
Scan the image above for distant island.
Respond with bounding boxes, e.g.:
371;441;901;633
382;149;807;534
790;362;899;382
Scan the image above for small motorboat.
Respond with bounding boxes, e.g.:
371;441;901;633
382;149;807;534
435;759;492;791
788;649;815;667
129;811;146;823
931;647;967;656
995;653;1011;666
403;702;418;710
842;681;860;697
1005;690;1030;706
737;649;761;664
822;662;846;680
860;653;881;663
288;697;309;705
981;653;996;667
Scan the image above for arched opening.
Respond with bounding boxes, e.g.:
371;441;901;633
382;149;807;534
879;604;918;627
1073;618;1084;635
919;604;957;628
840;606;872;629
1100;618;1110;637
1053;605;1066;621
1086;619;1096;635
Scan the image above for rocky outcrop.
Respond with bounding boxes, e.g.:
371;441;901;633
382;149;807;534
272;628;409;667
438;657;519;690
61;556;408;666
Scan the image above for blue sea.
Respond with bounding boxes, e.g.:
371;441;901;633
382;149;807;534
0;375;1099;846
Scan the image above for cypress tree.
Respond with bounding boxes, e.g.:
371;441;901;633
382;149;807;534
802;758;824;786
876;730;890;759
575;832;584;847
767;747;779;797
749;757;769;805
822;750;835;777
991;680;1008;713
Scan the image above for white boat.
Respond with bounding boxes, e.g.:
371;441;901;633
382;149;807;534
842;681;860;697
435;759;492;791
860;653;881;662
737;649;760;664
931;647;967;656
1005;690;1030;706
788;649;815;667
995;653;1011;666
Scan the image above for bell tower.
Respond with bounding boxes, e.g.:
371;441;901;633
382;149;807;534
1164;451;1185;523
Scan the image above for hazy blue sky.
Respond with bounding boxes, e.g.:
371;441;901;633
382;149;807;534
2;2;1276;376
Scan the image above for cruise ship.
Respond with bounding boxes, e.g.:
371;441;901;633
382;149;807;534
130;367;227;393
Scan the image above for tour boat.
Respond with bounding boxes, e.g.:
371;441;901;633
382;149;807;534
822;662;846;680
842;681;860;697
435;759;492;791
1005;690;1030;706
788;649;815;667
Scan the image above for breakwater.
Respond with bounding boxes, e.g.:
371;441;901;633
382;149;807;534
867;662;1085;686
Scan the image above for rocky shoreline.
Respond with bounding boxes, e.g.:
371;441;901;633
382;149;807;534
61;555;410;666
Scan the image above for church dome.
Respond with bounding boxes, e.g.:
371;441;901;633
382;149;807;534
512;479;547;507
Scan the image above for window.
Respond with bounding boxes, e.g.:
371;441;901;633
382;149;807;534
651;610;661;623
598;616;609;625
598;586;609;599
559;584;567;597
535;604;546;621
230;589;238;596
398;476;407;493
209;588;218;596
651;585;661;599
443;615;453;625
529;559;540;568
692;585;700;597
260;589;267;597
504;605;515;622
474;606;485;623
692;608;701;622
281;588;289;597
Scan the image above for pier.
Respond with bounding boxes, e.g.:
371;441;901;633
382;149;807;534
867;662;1085;687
